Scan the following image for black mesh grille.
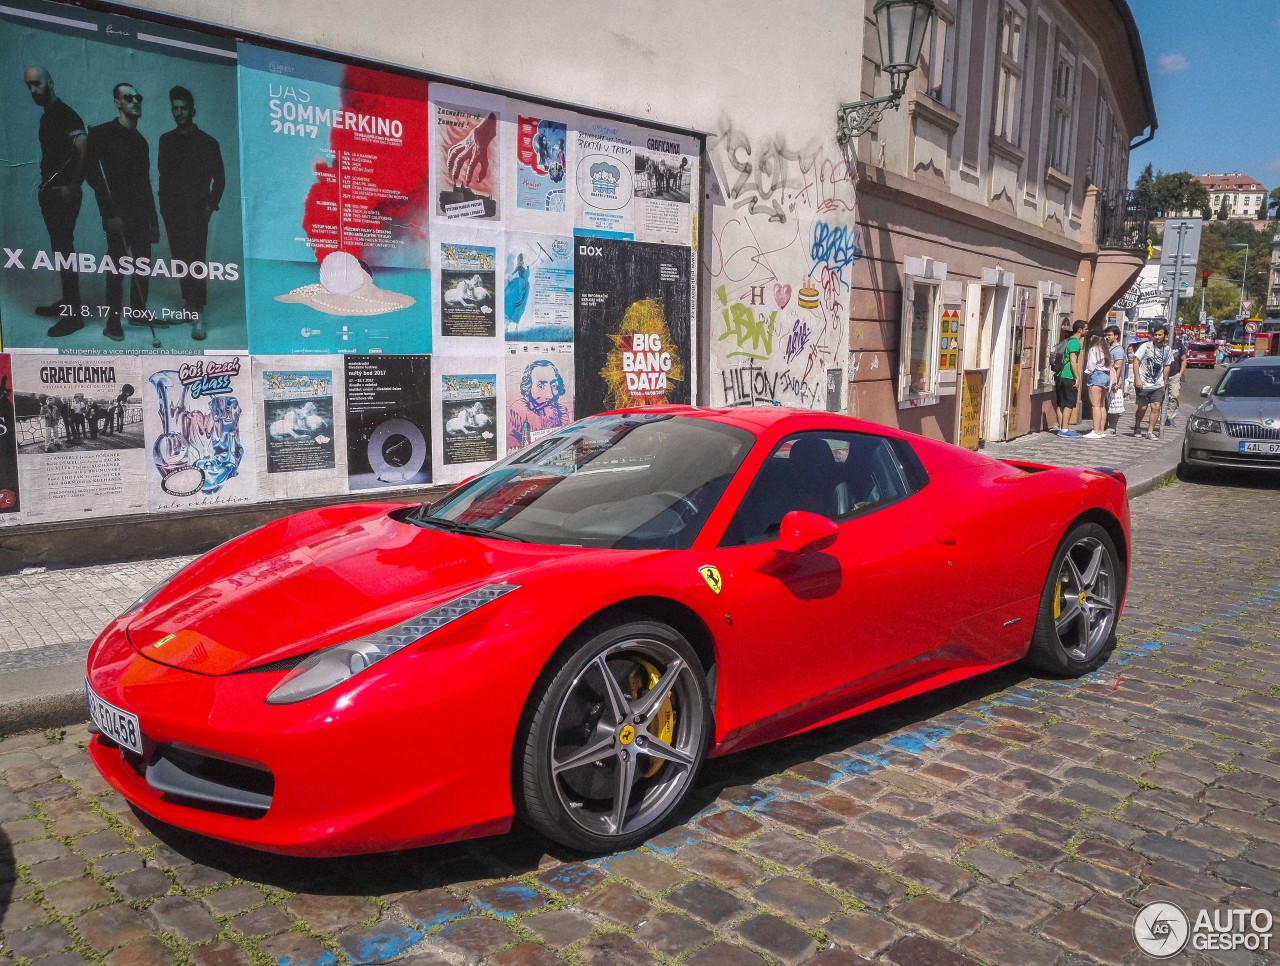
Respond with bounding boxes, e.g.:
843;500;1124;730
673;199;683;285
238;654;309;674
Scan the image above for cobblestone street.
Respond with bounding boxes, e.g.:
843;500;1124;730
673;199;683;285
2;475;1278;965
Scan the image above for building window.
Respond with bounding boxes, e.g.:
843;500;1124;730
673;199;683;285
923;0;959;108
993;3;1025;144
900;279;940;398
1048;46;1075;173
1092;96;1112;186
1035;297;1059;390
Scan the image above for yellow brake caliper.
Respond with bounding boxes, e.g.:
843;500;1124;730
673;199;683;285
625;658;676;778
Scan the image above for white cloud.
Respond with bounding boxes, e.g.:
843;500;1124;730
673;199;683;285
1158;53;1189;74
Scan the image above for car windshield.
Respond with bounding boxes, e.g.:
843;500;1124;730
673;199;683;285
419;413;753;549
1214;366;1280;399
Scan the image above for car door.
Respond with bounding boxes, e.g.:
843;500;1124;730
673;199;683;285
708;430;963;742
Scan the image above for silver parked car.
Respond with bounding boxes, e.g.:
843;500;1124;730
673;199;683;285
1180;357;1280;478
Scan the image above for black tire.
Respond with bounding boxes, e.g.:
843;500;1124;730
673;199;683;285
516;619;710;853
1025;522;1123;676
1177;459;1206;482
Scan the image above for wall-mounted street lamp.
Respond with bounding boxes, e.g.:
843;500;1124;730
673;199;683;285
836;0;935;147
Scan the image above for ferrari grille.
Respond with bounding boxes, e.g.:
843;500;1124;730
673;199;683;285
1226;422;1280;440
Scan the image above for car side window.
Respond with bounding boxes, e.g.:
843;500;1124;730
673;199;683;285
721;431;922;547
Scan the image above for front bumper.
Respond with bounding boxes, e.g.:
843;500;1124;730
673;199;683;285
1181;431;1280;472
84;617;529;857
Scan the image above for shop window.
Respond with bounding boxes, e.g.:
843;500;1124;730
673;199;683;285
900;277;941;400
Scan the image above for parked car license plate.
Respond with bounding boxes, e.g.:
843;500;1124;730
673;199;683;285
1239;441;1280;455
85;682;142;754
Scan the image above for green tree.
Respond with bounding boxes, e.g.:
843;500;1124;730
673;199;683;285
1269;186;1280;219
1216;198;1230;220
1150;171;1211;217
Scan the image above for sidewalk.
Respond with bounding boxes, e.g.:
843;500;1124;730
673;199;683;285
0;408;1185;736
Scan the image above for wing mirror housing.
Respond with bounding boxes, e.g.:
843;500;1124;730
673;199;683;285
775;510;838;554
1201;386;1211;397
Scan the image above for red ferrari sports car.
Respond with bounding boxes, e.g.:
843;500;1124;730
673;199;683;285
85;407;1129;856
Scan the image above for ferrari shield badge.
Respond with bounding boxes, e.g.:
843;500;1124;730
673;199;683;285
699;565;722;595
151;633;176;650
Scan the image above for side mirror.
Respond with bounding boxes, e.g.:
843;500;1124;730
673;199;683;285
1201;386;1211;397
775;510;838;554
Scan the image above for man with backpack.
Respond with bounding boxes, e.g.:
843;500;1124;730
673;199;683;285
1052;319;1088;437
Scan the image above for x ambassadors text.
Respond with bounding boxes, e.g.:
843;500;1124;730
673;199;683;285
2;249;239;281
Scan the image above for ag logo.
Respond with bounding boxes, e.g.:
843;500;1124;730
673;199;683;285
698;565;722;595
1133;901;1190;958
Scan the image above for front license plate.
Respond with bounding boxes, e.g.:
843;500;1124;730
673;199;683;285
1239;441;1280;455
85;682;142;754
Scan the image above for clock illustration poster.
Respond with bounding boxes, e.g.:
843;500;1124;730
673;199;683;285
344;355;432;490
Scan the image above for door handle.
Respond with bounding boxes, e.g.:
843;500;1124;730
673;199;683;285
936;528;958;545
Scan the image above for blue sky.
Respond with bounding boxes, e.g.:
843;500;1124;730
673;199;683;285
1127;0;1280;189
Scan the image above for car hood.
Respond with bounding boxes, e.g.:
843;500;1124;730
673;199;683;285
1202;397;1280;421
125;504;572;675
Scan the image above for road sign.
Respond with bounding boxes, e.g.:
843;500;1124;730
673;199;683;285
1246;321;1259;335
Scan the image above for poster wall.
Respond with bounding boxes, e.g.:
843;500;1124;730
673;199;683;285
253;355;347;501
5;354;146;524
141;354;258;512
575;240;691;415
505;343;574;451
0;0;703;534
344;355;432;491
238;45;430;355
0;0;247;354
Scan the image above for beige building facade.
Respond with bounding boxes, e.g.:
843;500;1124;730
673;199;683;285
847;0;1155;444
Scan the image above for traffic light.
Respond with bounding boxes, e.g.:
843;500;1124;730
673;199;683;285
1201;270;1210;289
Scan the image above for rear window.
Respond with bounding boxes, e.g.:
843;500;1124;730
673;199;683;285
1189;342;1215;351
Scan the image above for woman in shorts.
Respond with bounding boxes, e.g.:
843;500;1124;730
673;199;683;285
1082;332;1111;438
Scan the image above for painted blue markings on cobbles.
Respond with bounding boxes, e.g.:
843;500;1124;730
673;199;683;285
590;848;643;873
277;952;337;966
539;864;605;897
350;927;425;964
646;828;703;856
406;899;468;931
470;883;546;918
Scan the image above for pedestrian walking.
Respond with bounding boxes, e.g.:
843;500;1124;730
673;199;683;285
1131;323;1174;438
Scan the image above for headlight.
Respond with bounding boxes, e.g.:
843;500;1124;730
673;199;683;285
1189;416;1222;434
265;583;519;705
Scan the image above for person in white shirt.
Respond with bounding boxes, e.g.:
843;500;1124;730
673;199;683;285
1131;324;1174;438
